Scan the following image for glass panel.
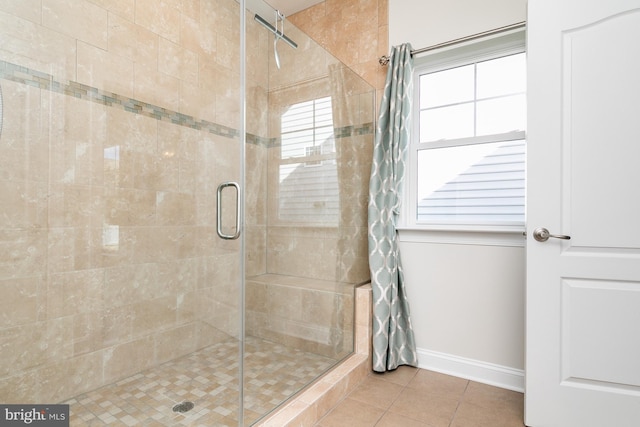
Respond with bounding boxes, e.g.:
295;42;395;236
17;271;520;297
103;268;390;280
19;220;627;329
0;0;373;423
477;53;526;98
476;94;527;135
243;0;376;424
0;0;243;424
281;128;316;158
417;140;526;223
420;103;474;142
420;64;474;108
279;97;337;224
281;100;315;132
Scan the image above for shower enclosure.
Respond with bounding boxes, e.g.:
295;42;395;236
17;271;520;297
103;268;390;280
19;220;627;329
0;0;374;425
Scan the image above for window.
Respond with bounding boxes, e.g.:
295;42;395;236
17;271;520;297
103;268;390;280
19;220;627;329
277;96;338;225
405;32;526;231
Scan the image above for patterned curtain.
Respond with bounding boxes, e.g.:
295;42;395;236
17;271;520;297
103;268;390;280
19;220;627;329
368;43;418;372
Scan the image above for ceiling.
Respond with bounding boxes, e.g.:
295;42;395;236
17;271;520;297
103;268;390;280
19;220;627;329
263;0;323;16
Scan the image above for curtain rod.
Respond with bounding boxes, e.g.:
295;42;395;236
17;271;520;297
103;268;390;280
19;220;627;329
379;21;526;66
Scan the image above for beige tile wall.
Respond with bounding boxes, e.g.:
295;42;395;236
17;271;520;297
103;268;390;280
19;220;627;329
0;0;268;404
0;0;375;407
289;0;389;102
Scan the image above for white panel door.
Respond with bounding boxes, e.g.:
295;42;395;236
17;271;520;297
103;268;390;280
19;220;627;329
526;0;640;426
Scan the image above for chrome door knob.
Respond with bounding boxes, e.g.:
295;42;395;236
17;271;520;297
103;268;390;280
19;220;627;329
532;227;571;242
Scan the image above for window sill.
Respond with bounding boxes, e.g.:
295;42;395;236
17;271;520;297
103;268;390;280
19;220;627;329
396;226;526;247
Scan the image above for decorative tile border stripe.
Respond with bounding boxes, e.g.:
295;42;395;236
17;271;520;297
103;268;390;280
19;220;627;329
0;59;372;148
0;60;249;142
247;133;274;146
268;123;375;149
335;122;374;138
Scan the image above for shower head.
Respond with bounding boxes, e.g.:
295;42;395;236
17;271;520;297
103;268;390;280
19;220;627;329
254;11;296;70
274;38;281;69
273;10;283;69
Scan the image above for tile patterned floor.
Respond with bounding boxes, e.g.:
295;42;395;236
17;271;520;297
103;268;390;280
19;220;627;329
64;336;337;426
64;338;525;427
314;366;526;427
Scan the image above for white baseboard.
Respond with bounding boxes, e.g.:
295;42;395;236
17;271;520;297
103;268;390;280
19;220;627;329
417;348;525;393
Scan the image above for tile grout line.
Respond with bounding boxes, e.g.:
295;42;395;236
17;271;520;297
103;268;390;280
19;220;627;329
373;367;420;426
448;379;471;427
311;372;360;427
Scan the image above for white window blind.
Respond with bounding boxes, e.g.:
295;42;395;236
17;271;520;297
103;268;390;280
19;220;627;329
278;96;339;224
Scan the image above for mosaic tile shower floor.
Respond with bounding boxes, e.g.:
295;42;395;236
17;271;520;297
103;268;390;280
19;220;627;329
64;336;337;426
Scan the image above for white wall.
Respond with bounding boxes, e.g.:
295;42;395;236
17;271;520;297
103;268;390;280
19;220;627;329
390;0;527;391
399;234;525;390
389;0;526;48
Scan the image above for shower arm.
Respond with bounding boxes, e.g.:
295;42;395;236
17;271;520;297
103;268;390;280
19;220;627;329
274;9;284;41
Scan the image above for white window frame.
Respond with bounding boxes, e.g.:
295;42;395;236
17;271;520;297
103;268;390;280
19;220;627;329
400;29;527;239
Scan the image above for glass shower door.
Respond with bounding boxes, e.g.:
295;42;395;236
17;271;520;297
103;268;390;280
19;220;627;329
0;0;247;425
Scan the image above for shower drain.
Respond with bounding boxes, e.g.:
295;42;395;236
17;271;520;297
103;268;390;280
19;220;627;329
172;401;195;413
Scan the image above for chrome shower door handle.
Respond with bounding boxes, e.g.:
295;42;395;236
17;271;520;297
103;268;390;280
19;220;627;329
216;181;241;240
532;227;570;242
